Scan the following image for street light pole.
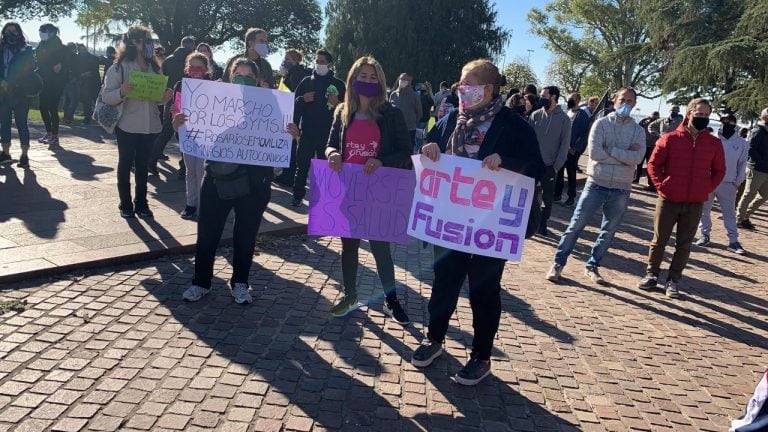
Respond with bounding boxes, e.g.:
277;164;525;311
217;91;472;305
527;49;534;65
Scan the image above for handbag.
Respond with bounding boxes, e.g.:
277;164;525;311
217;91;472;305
93;64;125;134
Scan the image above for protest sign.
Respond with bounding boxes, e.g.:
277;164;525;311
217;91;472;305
308;159;416;244
178;79;294;167
126;71;168;103
408;154;535;261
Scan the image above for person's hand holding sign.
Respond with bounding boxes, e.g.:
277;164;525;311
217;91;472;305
120;82;134;98
328;151;342;173
421;142;441;162
286;123;300;140
172;113;188;132
482;153;502;171
160;88;173;105
363;158;382;175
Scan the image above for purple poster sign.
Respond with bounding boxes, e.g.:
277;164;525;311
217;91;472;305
308;159;416;244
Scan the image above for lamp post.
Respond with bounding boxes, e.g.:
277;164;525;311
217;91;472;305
526;49;534;65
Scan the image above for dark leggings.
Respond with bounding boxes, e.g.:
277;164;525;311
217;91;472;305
115;128;154;211
340;238;396;301
39;85;65;135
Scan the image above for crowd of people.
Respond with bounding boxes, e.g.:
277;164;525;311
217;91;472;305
1;20;767;386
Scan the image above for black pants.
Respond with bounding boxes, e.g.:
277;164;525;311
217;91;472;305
292;136;327;201
427;246;506;360
275;139;298;184
192;174;271;289
151;103;174;166
340;238;396;301
555;152;579;200
39;85;65;135
115;128;154;211
540;165;556;227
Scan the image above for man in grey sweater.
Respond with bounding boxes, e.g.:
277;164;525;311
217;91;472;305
389;72;422;152
529;85;571;235
546;88;646;284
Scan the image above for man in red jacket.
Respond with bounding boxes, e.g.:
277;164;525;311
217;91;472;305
638;98;726;298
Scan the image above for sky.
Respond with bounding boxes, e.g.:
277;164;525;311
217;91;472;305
18;0;666;116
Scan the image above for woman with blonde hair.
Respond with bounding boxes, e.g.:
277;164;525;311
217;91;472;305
412;59;543;385
324;56;412;322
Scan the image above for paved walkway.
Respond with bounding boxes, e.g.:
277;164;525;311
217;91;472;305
0;168;766;431
0;124;305;283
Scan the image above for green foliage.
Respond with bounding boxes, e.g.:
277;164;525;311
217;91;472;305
0;0;74;20
528;0;662;98
501;58;537;95
74;0;322;56
324;0;509;88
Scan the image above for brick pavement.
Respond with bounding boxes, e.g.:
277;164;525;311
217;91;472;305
0;181;766;431
0;123;305;283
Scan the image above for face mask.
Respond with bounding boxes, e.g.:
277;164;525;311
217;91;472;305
457;84;486;112
539;96;551;109
253;43;268;57
399;79;409;89
232;75;258;86
566;99;577;110
3;33;19;45
616;103;633;118
187;65;208;79
721;123;736;139
354;80;380;97
315;64;329;76
671;112;680;119
143;42;154;59
39;32;50;42
690;116;710;131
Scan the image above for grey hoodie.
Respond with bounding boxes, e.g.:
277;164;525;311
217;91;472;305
529;105;571;171
389;87;422;131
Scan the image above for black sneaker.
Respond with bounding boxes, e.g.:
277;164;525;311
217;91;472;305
0;153;11;165
120;207;135;219
411;338;443;367
148;165;159;176
291;198;302;208
383;298;410;325
695;235;710;247
537;223;549;237
180;206;197;220
136;207;154;219
637;274;658;291
453;357;491;386
160;154;170;161
563;198;575;207
17;154;29;168
738;220;756;230
727;241;746;255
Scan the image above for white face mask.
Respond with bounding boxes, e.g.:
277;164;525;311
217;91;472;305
399;79;409;89
315;64;329;76
39;32;50;41
253;42;268;57
457;84;486;112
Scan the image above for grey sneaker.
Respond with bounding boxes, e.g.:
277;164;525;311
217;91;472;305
695;235;710;247
665;280;680;298
546;263;563;282
231;283;253;304
638;274;658;291
453;357;492;386
727;242;746;255
183;284;210;302
412;338;443;367
330;296;364;317
585;267;607;285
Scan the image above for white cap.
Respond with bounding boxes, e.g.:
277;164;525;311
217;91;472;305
761;107;768;118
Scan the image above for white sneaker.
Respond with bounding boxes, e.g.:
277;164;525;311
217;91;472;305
546;263;563;282
183;284;210;302
231;283;253;304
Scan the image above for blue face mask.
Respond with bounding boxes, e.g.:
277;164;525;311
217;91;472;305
616;102;633;118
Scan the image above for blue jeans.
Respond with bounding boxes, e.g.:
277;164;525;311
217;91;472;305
554;181;630;268
0;96;31;150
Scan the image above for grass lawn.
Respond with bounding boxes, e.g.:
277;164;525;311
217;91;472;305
27;109;87;124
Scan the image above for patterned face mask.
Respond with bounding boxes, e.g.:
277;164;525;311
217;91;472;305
457;84;486;112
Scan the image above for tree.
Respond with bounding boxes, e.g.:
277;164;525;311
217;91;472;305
546;57;587;94
0;0;74;20
75;0;322;56
500;58;537;95
325;0;510;89
528;0;663;98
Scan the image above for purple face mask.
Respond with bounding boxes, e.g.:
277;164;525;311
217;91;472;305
354;80;380;97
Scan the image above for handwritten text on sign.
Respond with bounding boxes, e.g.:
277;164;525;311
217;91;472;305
178;78;294;167
126;71;168;103
408;154;535;261
308;159;416;245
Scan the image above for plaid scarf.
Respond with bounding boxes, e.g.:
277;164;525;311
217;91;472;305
446;96;504;157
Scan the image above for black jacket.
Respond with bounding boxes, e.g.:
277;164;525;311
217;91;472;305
294;71;346;142
162;47;192;92
748;125;768;173
425;106;544;180
284;65;311;92
0;44;37;98
326;102;411;169
34;36;71;90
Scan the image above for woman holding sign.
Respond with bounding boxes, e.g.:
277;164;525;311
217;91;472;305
174;58;300;305
102;26;172;219
411;59;543;385
324;56;412;323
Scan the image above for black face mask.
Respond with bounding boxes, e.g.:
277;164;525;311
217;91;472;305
567;99;577;110
539;96;551;109
3;32;19;45
691;117;710;131
721;123;736;139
